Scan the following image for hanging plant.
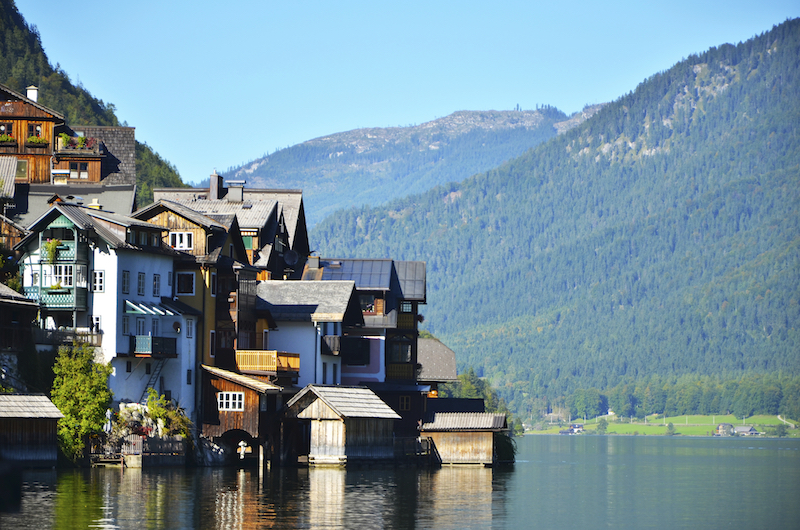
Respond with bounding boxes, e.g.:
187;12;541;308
43;238;61;263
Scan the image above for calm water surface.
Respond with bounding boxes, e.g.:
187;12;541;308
2;435;798;529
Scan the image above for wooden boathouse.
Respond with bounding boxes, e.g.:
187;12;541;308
0;394;63;465
285;385;401;465
420;412;508;465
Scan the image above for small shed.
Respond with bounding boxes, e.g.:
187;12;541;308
0;394;63;465
420;412;508;465
285;385;401;465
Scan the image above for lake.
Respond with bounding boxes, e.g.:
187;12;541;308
2;435;798;529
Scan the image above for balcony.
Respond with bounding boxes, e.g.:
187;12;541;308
33;327;102;347
129;335;177;357
235;349;300;375
24;286;88;311
321;335;340;356
386;363;415;381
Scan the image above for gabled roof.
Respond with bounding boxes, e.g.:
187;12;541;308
155;198;278;230
308;259;394;290
417;338;458;383
133;199;228;230
12;184;137;227
0;282;38;307
201;365;283;393
395;261;426;302
16;202;166;253
0;394;64;419
0;83;65;121
421;412;507;432
286;385;401;419
256;280;362;324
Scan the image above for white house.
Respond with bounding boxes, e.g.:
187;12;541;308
15;202;200;420
255;281;363;388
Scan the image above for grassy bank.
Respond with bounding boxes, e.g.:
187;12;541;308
530;414;798;437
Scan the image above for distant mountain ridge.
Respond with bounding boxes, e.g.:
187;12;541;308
310;20;800;418
227;106;602;225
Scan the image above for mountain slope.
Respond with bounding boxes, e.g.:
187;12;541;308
0;1;187;206
311;20;800;417
226;106;605;225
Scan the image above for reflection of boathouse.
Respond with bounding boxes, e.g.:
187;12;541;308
285;385;401;465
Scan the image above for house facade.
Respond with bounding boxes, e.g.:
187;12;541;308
14;202;200;419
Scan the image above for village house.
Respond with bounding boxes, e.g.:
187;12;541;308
420;412;509;465
0;83;137;229
14;202;200;419
154;173;310;279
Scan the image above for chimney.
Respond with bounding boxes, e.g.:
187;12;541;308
308;255;320;269
209;171;224;200
26;85;38;102
226;180;245;202
88;198;102;210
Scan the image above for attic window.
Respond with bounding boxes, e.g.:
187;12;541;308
169;232;193;250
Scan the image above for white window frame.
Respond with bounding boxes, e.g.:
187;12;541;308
169;232;194;250
69;162;88;180
122;270;130;294
137;272;146;296
52;264;74;287
153;274;161;297
176;272;195;295
217;392;244;411
92;270;104;292
122;315;130;335
186;318;193;339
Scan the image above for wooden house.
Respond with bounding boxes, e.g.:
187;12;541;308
420;412;508;466
154;173;308;279
285;385;401;465
0;394;63;465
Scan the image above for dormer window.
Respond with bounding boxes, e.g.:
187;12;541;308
169;232;193;250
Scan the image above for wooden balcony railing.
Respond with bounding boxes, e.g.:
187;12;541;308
33;327;102;346
386;363;415;381
235;350;300;374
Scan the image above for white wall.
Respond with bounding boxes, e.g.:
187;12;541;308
268;321;341;387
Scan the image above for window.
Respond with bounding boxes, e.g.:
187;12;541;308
209;330;215;358
28;123;42;137
359;294;383;315
389;341;412;363
343;337;370;366
151;233;160;247
15;159;27;179
91;315;101;332
262;330;269;350
176;272;194;295
322;362;327;384
126;361;132;373
0;122;13;138
69;162;88;179
136;317;146;336
139;231;148;246
52;265;74;287
169;232;193;250
151;318;160;337
186;319;193;339
217;392;244;411
146;363;151;375
122;270;130;294
92;270;104;292
122;316;130;335
127;230;135;244
400;301;413;313
399;395;411;411
153;274;161;297
137;272;146;296
210;273;217;297
186;369;192;385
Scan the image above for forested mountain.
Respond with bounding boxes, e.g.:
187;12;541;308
226;106;604;225
0;1;187;205
312;20;800;420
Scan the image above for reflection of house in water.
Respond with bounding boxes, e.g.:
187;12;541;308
309;467;345;528
421;466;495;527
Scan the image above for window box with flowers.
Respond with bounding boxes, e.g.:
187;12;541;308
0;133;16;147
26;136;48;148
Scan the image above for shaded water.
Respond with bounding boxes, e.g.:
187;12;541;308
2;435;798;529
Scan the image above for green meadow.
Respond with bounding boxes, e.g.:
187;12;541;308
531;415;797;437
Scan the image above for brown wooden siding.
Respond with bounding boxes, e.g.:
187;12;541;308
52;158;102;183
202;376;262;438
143;210;208;255
425;431;493;465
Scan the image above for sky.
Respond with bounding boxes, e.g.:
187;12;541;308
14;1;800;185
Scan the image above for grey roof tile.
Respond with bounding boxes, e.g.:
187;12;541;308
417;338;458;382
0;394;64;419
421;412;507;431
286;385;401;419
256;280;357;322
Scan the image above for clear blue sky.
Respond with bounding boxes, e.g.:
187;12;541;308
15;1;800;184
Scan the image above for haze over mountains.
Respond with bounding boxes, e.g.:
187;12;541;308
225;106;603;225
311;20;800;417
